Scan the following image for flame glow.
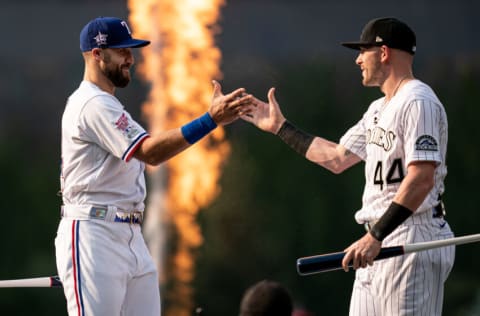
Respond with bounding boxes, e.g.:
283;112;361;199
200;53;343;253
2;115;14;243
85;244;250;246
128;0;227;315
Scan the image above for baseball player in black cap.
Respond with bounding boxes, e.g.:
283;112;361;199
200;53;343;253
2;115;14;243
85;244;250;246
243;17;454;315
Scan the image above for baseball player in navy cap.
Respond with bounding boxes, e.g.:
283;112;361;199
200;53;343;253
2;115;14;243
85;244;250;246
243;17;454;315
56;16;254;315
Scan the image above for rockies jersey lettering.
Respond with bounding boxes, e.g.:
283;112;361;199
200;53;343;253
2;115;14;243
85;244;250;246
339;79;448;223
366;126;395;151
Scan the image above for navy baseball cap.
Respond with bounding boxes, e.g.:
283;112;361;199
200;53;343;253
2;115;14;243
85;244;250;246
80;17;150;52
341;17;416;55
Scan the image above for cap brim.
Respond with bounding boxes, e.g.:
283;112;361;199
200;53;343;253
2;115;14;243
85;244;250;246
341;41;376;50
108;38;151;49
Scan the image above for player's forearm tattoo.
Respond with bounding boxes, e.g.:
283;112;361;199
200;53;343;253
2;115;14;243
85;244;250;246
276;120;315;156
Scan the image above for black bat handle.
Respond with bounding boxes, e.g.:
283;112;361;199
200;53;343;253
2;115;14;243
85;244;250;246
297;246;404;275
50;276;63;288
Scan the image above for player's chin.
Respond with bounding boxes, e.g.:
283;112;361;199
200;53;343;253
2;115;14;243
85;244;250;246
114;75;131;88
362;78;378;88
117;79;131;88
359;73;368;86
119;69;131;86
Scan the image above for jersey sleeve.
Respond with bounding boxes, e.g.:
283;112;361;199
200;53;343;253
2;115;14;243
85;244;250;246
79;95;149;162
403;99;445;165
339;115;368;161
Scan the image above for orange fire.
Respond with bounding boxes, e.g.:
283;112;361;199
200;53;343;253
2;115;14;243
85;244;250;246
128;0;227;315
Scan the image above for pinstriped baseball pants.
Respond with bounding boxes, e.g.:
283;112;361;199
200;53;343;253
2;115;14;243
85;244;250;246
349;214;454;316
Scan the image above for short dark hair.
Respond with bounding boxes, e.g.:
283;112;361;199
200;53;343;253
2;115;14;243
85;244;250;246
239;280;293;316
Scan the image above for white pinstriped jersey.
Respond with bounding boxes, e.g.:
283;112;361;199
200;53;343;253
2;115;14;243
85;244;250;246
60;81;150;211
340;79;448;224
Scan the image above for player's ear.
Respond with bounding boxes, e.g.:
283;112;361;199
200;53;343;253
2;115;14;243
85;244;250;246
379;45;390;63
91;48;103;61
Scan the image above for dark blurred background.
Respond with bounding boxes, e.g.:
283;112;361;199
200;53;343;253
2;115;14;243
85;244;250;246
0;1;479;315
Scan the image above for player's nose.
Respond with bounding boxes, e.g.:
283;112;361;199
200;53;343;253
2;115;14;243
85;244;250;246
125;48;134;64
355;54;362;65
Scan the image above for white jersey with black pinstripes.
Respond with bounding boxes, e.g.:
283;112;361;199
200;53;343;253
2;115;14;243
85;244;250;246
340;79;454;316
340;79;448;224
60;80;150;212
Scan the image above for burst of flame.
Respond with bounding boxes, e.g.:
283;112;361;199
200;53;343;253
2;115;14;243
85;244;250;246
128;0;227;315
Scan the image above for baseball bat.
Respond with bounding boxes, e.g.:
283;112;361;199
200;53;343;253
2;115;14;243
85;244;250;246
297;233;480;275
0;276;62;288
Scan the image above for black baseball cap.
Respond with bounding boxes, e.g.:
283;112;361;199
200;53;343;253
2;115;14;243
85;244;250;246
341;17;416;55
80;17;150;52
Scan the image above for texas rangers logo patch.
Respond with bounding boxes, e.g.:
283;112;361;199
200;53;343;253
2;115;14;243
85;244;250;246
415;135;438;151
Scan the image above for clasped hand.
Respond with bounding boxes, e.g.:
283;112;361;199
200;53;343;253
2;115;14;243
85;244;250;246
208;80;256;126
342;233;382;271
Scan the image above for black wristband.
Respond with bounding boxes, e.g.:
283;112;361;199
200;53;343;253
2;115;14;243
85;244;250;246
369;202;413;241
276;120;315;156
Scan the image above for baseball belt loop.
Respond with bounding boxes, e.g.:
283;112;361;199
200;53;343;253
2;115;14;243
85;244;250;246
133;211;143;224
364;222;370;232
106;205;118;221
130;213;136;224
364;219;378;232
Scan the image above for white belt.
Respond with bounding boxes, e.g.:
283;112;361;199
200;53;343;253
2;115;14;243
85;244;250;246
61;205;144;224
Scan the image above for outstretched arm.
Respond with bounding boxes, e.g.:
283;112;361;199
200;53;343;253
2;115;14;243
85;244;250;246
241;87;286;134
134;81;254;165
242;87;361;173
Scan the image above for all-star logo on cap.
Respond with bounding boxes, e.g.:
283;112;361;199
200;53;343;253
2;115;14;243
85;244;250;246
94;31;108;46
80;16;150;52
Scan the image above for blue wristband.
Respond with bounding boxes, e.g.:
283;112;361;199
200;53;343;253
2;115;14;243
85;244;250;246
181;112;217;144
